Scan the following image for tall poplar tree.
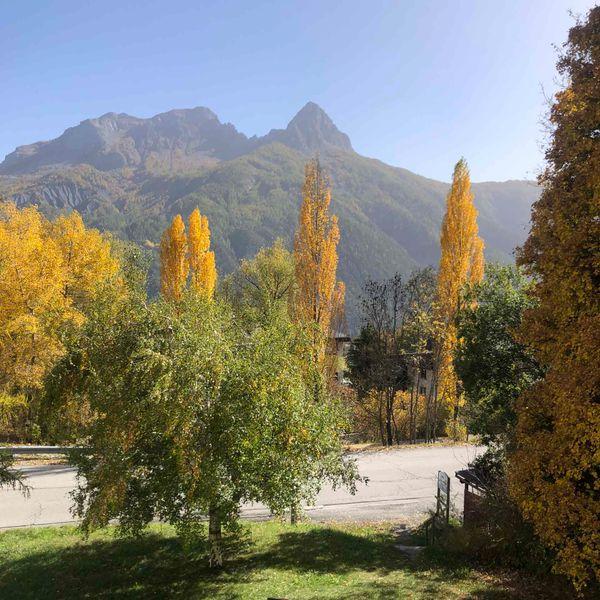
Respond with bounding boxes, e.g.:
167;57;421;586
293;158;342;362
510;8;600;590
436;158;484;439
159;214;188;302
188;208;217;300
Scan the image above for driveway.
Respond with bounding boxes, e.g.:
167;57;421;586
0;444;482;528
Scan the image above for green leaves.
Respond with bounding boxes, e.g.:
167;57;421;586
52;292;355;561
455;264;541;444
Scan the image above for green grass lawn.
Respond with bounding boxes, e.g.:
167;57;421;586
0;521;564;599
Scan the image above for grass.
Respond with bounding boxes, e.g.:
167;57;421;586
0;521;565;599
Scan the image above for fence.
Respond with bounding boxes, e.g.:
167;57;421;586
1;446;84;455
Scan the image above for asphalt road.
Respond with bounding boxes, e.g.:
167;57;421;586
0;445;482;528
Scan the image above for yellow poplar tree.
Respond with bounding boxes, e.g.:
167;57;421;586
188;208;217;300
436;158;484;439
293;158;343;365
160;215;189;302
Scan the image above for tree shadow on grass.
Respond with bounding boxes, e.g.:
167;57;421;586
0;531;201;599
0;525;569;600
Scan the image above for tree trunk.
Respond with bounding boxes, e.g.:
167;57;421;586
432;385;439;443
385;392;394;446
378;393;386;446
208;507;223;568
290;503;299;525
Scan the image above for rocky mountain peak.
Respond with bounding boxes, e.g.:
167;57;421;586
0;102;354;175
262;102;353;154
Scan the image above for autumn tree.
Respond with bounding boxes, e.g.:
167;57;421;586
509;8;600;590
0;203;118;394
347;269;437;446
435;158;484;439
0;202;120;441
188;208;217;300
159;214;188;302
347;274;409;446
293;159;342;369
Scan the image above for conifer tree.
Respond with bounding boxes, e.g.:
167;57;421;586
188;208;217;300
159;215;188;302
436;159;484;439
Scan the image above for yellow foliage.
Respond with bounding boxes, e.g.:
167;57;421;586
188;208;217;300
0;202;119;392
0;391;29;441
436;159;484;439
510;8;600;589
48;211;119;309
159;214;189;302
293;159;341;364
352;389;429;444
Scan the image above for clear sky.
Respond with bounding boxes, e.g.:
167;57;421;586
1;0;596;182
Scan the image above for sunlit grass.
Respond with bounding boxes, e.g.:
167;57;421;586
0;520;561;599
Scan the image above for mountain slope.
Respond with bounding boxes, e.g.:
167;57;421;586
0;103;538;329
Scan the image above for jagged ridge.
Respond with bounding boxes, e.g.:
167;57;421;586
0;102;353;175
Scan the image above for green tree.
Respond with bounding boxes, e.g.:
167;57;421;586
455;264;542;448
0;451;27;494
222;238;294;324
48;294;356;567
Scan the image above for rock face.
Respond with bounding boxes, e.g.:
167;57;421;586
0;108;253;174
0;102;353;175
260;102;353;154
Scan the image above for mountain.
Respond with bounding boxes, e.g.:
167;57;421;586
0;102;352;175
260;101;353;154
0;102;539;330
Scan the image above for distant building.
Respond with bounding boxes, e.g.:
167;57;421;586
333;333;352;385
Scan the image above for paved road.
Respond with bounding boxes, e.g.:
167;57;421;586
0;445;482;528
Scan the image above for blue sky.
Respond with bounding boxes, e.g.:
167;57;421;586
1;0;596;181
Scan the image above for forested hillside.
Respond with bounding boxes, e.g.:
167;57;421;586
0;103;539;328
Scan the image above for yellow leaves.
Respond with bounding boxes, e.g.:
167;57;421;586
49;211;119;308
197;249;217;300
160;209;217;302
188;208;217;300
469;236;485;285
160;215;189;302
293;159;341;341
436;159;484;439
0;202;119;391
510;8;600;589
438;159;484;320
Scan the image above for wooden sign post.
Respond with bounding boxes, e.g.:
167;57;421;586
436;470;450;525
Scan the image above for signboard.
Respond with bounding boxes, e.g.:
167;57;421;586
436;470;450;524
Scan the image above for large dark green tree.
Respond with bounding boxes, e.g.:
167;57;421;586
455;264;542;448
